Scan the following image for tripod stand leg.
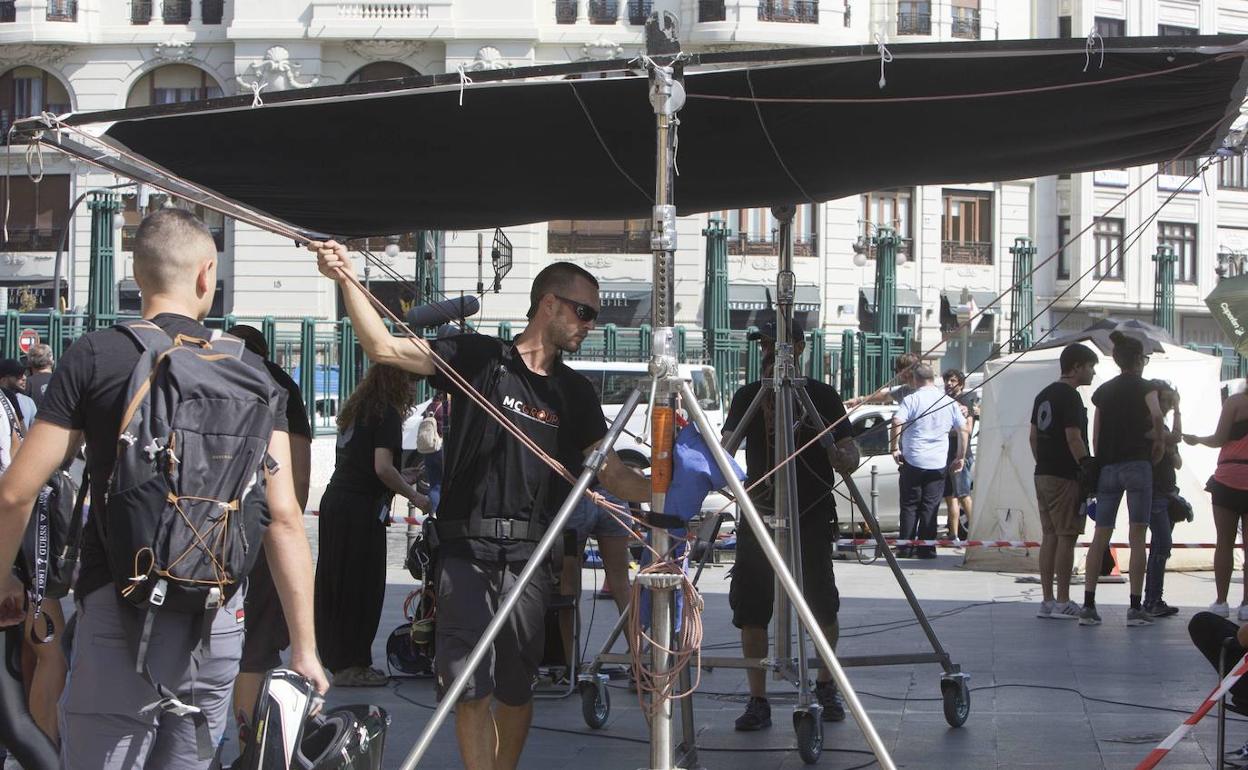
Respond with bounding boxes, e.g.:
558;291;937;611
400;388;645;770
792;386;959;678
679;380;897;770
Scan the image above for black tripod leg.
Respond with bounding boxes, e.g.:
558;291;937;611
793;385;957;675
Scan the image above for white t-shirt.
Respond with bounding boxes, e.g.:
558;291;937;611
896;384;966;471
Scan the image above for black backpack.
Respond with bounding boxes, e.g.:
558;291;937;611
0;392;88;642
105;321;278;756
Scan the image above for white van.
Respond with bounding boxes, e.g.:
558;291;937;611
565;360;724;470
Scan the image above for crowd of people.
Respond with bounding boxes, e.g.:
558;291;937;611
0;207;1246;770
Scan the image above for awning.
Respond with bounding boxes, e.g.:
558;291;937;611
728;285;771;311
940;289;1000;314
30;35;1248;235
596;280;652;327
727;285;820;313
598;281;651;306
860;286;921;315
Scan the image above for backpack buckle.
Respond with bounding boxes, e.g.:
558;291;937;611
494;519;513;540
149;578;168;608
205;587;222;611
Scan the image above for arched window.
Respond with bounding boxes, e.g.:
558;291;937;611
346;62;419;84
0;66;72;139
127;64;223;108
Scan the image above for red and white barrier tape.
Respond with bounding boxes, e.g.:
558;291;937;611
303;513;1224;549
1136;651;1248;770
833;538;1224;549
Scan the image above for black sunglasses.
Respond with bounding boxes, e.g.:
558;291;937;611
553;295;599;323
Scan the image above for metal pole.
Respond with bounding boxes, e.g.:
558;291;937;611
400;390;645;770
642;55;684;770
679;380;897;770
769;206;805;699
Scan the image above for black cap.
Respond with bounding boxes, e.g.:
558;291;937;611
748;317;806;343
0;359;24;378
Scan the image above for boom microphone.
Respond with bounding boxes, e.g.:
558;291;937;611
404;296;480;328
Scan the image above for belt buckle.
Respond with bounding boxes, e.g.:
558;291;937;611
496;519;514;540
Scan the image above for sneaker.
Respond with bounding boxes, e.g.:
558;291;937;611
814;681;846;722
1078;605;1101;626
1210;601;1231;617
1144;600;1180;618
893;546;913;558
734;696;772;731
332;665;389;687
1126;607;1154;626
1036;599;1055;619
1051;600;1082;620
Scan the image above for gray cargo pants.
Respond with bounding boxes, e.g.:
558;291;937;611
59;585;245;770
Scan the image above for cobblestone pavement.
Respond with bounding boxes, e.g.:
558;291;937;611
275;528;1242;769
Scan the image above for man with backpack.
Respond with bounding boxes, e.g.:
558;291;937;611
0;209;327;768
315;241;651;770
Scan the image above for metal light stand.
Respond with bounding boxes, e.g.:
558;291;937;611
633;51;897;768
577;206;972;764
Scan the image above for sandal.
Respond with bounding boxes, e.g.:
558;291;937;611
332;665;389;687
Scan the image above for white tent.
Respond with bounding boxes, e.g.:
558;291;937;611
965;341;1225;573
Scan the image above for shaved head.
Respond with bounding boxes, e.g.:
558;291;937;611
132;208;217;295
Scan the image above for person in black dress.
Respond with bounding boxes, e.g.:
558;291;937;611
314;363;430;686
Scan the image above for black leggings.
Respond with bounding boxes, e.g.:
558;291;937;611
1189;611;1248;707
314;486;388;673
0;624;58;769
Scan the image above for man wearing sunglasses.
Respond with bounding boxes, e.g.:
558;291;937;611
313;242;650;770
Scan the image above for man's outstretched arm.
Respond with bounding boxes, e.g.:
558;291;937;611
310;240;435;376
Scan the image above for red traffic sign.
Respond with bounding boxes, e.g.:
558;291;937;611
17;328;39;354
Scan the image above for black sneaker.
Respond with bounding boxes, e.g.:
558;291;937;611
893;546;913;558
1144;600;1180;618
734;697;772;731
814;681;846;722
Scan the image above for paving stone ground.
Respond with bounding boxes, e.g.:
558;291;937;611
290;519;1242;769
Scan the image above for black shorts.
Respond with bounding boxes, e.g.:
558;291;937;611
434;554;550;706
1208;478;1248;513
729;508;839;629
241;550;289;673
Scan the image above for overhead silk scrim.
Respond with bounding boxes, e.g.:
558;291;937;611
16;35;1248;237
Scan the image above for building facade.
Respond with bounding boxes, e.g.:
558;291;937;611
1033;0;1248;349
0;0;1238;376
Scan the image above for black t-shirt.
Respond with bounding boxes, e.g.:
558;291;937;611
326;405;403;501
430;334;607;563
1031;381;1087;480
25;371;52;410
1091;374;1157;465
37;314;290;599
264;360;312;440
1155;450;1178;492
723;379;852;521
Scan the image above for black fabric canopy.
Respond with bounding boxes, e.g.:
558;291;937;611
55;36;1248;237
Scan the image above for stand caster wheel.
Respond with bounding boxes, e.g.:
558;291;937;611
793;709;823;765
580;679;610;729
941;675;971;727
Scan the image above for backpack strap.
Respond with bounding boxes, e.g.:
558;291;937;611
114;319;176;356
113;586;217;761
0;391;22;441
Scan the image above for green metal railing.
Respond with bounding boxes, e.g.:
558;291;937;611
11;309;857;434
1185;343;1248;381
